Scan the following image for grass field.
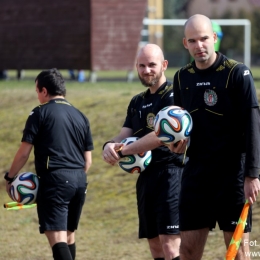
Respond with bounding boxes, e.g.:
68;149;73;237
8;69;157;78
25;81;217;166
1;68;260;260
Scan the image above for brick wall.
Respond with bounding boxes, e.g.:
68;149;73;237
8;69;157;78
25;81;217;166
91;0;147;71
0;0;91;70
0;0;147;71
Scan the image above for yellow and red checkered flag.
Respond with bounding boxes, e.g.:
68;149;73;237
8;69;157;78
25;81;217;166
225;200;250;260
3;201;36;210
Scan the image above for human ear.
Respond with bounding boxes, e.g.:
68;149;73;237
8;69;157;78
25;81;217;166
183;38;188;49
162;60;168;71
213;32;218;44
42;87;48;96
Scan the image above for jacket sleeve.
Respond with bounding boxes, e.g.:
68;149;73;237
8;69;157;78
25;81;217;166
232;64;260;178
173;70;182;107
245;107;260;178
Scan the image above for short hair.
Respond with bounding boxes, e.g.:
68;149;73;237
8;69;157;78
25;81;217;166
35;68;66;97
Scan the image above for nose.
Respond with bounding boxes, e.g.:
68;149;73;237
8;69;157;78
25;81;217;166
195;41;203;49
143;66;151;74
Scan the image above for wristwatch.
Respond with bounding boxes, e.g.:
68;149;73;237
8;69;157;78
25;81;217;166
102;140;115;150
4;172;14;182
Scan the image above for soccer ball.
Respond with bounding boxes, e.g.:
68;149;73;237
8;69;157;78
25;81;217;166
154;106;193;144
10;172;39;204
118;137;152;174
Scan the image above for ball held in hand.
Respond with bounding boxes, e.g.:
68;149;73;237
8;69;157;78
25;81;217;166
118;137;152;174
154;105;193;144
10;172;39;204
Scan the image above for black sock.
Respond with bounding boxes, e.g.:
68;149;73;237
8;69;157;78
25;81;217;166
52;242;73;260
68;243;76;260
154;258;164;260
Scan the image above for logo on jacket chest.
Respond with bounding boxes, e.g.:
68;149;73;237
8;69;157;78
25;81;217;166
147;113;155;128
204;89;218;106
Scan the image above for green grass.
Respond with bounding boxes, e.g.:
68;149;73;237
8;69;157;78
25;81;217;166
1;71;260;260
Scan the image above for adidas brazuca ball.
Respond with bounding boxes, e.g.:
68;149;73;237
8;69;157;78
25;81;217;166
118;137;152;174
10;172;39;204
154;106;193;144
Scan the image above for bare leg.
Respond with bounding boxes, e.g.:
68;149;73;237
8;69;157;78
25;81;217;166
224;231;251;260
148;236;164;259
67;231;75;245
180;228;209;260
159;234;180;260
45;231;73;260
45;230;68;247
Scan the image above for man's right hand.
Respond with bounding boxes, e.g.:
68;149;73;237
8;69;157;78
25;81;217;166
102;142;124;165
167;139;189;154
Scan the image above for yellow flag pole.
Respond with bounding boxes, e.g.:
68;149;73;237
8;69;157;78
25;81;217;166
3;201;36;210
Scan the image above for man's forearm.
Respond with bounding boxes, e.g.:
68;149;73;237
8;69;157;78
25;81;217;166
122;132;162;155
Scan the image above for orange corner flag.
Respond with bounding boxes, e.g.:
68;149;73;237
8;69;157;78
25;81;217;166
225;200;250;260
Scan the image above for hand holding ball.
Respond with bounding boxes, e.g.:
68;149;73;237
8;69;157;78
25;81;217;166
10;172;39;204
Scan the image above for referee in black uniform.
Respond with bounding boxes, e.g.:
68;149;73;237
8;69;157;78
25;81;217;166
5;68;94;260
103;44;187;260
169;14;260;260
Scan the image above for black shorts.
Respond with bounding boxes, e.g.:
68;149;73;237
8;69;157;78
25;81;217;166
179;155;252;232
37;169;87;234
136;163;183;239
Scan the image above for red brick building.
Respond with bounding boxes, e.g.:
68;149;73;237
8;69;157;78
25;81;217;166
0;1;147;77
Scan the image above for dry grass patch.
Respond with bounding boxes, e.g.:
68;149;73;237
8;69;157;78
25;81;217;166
1;78;260;260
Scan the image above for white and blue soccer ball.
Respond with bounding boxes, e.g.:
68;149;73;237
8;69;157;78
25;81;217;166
154;105;193;144
118;137;152;174
10;172;39;204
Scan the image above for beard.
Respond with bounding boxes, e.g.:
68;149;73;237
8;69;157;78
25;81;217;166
138;71;162;87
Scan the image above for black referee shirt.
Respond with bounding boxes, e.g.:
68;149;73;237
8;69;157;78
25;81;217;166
173;52;260;177
123;81;186;166
22;98;94;172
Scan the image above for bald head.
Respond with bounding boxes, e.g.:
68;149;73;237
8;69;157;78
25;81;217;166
137;44;164;62
182;14;217;69
135;43;167;90
184;14;213;37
